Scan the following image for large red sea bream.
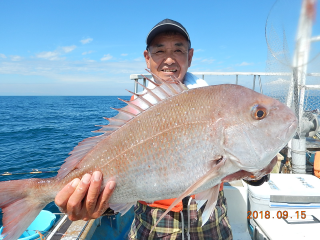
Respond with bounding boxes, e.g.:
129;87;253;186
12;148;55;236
0;76;297;239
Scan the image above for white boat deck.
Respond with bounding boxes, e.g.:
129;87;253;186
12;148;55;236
224;181;252;240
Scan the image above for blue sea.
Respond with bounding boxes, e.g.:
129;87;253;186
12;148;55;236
0;96;130;225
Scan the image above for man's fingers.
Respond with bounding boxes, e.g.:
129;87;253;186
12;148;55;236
94;180;116;217
55;173;116;221
55;178;81;212
85;171;103;216
67;173;92;220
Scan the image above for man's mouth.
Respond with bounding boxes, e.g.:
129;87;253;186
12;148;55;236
161;69;177;72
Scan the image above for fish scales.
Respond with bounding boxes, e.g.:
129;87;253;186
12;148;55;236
76;87;222;202
0;83;298;240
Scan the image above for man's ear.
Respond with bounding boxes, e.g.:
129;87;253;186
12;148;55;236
188;48;194;67
144;50;151;69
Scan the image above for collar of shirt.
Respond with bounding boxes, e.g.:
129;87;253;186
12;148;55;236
145;72;208;91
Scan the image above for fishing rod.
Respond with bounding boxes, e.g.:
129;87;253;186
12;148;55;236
0;166;59;176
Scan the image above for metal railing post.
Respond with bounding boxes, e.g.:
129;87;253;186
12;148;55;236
252;75;256;90
143;78;146;87
258;75;263;94
134;79;138;94
236;75;238;85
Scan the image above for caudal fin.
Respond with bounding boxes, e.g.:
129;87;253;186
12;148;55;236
0;179;48;240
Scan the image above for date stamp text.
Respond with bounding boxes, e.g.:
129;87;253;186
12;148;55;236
247;210;307;219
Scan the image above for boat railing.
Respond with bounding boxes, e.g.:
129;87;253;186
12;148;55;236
130;72;320;94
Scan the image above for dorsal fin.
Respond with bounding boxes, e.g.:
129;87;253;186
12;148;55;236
56;71;187;179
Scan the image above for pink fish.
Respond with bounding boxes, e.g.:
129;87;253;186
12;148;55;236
0;76;297;239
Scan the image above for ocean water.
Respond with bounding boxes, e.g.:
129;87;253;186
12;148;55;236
0;96;130;224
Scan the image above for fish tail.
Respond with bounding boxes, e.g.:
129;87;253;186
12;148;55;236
0;178;49;240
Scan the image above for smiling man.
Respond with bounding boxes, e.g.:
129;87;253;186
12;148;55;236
144;33;192;82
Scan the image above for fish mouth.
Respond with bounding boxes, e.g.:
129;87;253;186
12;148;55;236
278;119;298;141
289;119;298;132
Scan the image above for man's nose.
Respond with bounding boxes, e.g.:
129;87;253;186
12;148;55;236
164;56;175;65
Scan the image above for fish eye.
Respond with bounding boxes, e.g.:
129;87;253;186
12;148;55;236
252;105;267;120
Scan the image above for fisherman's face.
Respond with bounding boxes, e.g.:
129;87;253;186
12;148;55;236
144;33;193;83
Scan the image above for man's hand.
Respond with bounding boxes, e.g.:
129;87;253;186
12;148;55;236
55;171;116;221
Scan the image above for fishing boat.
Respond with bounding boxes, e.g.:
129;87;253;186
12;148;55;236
0;211;56;240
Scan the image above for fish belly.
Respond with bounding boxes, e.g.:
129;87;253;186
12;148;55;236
105;122;221;203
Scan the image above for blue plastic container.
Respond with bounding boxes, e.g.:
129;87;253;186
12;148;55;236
0;210;56;240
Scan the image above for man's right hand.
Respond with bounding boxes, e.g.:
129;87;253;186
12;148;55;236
55;171;116;221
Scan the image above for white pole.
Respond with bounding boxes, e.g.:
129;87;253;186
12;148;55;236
291;0;316;174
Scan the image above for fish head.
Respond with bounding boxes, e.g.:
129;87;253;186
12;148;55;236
219;85;297;174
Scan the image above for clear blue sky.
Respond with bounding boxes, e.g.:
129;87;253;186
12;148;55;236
0;0;318;95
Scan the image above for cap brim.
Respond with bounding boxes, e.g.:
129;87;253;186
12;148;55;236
146;23;190;46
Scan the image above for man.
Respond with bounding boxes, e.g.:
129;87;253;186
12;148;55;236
55;19;273;239
128;19;232;240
